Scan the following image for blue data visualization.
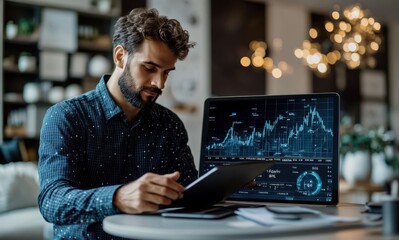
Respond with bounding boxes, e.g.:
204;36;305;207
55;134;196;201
205;96;335;159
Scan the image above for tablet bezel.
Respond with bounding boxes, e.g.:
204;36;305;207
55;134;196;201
170;161;274;208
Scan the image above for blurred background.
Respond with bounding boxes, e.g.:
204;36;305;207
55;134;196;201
1;0;399;208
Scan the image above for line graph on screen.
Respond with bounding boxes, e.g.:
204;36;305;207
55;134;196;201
205;97;335;158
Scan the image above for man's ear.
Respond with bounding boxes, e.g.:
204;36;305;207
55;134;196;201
113;45;126;69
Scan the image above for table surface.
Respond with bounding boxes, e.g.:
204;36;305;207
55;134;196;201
103;203;396;240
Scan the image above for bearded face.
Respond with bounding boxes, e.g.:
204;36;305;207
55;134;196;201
118;63;162;111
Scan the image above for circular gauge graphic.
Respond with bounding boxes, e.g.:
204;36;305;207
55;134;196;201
296;170;322;196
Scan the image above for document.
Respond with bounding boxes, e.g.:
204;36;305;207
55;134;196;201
235;207;360;227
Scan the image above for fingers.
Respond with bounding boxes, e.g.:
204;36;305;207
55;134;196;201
113;172;185;214
144;172;185;194
138;179;182;202
165;171;181;181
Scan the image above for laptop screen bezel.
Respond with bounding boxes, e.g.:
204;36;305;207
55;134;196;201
198;93;340;206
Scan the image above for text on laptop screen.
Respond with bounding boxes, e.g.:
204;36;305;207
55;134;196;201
199;93;340;205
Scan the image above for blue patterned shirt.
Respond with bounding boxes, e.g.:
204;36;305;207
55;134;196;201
38;75;198;239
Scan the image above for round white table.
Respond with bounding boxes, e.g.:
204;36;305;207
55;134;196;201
103;204;381;240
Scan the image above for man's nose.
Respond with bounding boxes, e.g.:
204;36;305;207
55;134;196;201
151;75;166;89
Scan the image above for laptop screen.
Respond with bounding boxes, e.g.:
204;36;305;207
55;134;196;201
199;93;340;205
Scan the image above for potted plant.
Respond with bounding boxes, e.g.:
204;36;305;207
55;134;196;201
340;123;398;185
340;124;372;185
368;127;398;185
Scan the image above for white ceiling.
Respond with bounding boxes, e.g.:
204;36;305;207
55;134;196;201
262;0;399;24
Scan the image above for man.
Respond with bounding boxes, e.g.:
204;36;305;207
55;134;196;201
38;8;198;239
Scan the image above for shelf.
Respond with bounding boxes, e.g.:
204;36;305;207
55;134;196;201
3;65;37;75
3;93;24;103
2;0;122;151
3;36;38;45
6;0;121;18
78;39;112;52
3;100;26;106
340;179;384;203
3;100;53;107
77;7;121;19
4;126;27;138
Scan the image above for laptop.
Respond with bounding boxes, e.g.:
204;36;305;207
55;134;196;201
163;93;340;218
199;93;340;206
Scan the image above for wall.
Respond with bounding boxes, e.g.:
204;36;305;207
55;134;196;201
146;0;399;168
146;0;313;167
266;2;311;94
147;0;211;168
211;0;266;96
0;0;4;143
389;22;399;142
266;1;399;142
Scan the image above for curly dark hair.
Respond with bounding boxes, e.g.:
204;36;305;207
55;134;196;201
113;8;195;60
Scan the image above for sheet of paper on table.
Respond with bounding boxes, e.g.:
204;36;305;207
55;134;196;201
235;206;360;226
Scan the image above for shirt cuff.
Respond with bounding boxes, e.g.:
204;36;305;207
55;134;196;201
95;184;123;217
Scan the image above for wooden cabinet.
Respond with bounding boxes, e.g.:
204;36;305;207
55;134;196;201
1;0;122;161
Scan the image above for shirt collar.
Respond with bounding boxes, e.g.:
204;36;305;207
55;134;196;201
96;74;162;123
96;74;123;121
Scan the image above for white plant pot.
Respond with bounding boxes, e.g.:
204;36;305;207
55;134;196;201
371;153;395;185
6;21;18;39
23;83;41;103
97;0;111;13
342;151;371;186
18;55;36;72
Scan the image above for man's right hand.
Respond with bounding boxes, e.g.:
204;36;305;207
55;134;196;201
113;171;184;214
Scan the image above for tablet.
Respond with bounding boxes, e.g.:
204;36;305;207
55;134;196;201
161;206;236;219
168;161;274;208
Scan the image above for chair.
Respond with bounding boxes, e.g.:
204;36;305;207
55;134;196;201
0;138;28;164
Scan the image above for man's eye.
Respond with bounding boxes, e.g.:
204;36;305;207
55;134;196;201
144;66;156;72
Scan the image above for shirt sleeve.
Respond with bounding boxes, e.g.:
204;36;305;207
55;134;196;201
38;102;120;225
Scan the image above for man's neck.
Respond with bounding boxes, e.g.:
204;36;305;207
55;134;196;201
106;74;141;123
